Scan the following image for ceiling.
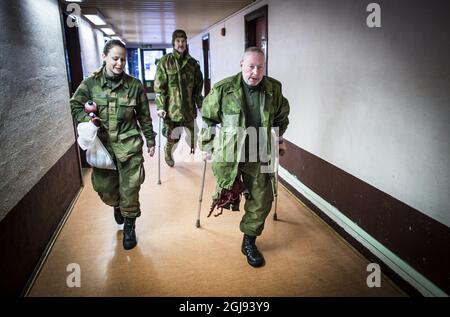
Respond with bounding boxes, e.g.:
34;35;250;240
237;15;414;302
63;0;255;45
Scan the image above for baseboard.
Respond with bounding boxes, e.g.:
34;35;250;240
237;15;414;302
278;166;447;297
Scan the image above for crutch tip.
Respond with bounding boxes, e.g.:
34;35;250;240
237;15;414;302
157;180;161;185
195;220;201;228
273;213;278;221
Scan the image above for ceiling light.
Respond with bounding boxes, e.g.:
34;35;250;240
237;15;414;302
101;28;116;36
82;8;107;26
84;14;106;26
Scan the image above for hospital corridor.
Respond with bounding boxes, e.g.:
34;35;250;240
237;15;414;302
0;0;448;301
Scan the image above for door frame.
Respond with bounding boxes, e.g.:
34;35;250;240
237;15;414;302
202;33;211;95
139;48;166;96
61;8;88;170
244;5;268;74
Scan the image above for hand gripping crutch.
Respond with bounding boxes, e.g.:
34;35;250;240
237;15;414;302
196;158;207;228
157;116;162;185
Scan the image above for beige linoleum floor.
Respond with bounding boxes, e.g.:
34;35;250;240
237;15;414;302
28;104;405;297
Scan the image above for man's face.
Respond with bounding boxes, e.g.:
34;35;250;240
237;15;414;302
174;37;187;54
241;52;265;86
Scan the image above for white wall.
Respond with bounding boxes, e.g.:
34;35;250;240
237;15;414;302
187;37;203;70
78;16;105;76
187;34;205;94
0;0;74;221
190;0;450;227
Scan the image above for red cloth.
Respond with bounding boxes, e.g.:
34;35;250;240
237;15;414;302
208;178;246;217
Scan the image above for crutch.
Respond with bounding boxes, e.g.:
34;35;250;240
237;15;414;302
271;153;279;221
196;158;207;228
270;129;280;221
157;116;162;185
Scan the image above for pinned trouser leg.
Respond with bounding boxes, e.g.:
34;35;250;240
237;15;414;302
162;121;180;167
164;142;176;167
183;120;198;154
162;120;198;163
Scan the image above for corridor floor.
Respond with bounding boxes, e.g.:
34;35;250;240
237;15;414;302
28;105;405;297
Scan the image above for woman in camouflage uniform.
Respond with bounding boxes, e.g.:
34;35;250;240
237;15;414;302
70;40;157;250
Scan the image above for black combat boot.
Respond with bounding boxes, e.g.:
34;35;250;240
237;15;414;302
114;206;124;225
123;217;137;250
241;234;265;267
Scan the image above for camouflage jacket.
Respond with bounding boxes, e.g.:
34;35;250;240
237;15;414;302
70;66;156;162
154;50;204;123
200;72;290;190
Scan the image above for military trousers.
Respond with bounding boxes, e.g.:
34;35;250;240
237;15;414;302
162;119;198;150
238;163;274;236
91;153;145;218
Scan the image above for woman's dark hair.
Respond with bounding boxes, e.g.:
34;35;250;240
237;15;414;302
103;39;126;55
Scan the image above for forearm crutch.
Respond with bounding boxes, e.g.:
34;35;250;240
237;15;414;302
270;129;280;221
271;155;279;221
196;159;207;228
157;116;162;185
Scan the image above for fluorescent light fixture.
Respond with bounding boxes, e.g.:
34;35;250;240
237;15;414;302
83;8;108;26
84;14;106;26
111;36;125;42
66;1;82;2
101;28;116;36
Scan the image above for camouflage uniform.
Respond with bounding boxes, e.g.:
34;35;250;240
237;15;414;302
200;72;290;236
70;66;156;218
154;49;203;155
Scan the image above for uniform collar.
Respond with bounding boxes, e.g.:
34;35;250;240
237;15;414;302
173;49;191;62
173;49;181;59
230;72;271;95
227;73;273;128
242;80;261;93
100;66;129;89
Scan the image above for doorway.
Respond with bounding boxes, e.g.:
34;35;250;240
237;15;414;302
140;49;165;99
244;5;268;74
62;12;83;96
61;10;88;168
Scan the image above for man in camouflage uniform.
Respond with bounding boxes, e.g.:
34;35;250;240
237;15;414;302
154;29;204;167
70;40;156;250
200;47;290;267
